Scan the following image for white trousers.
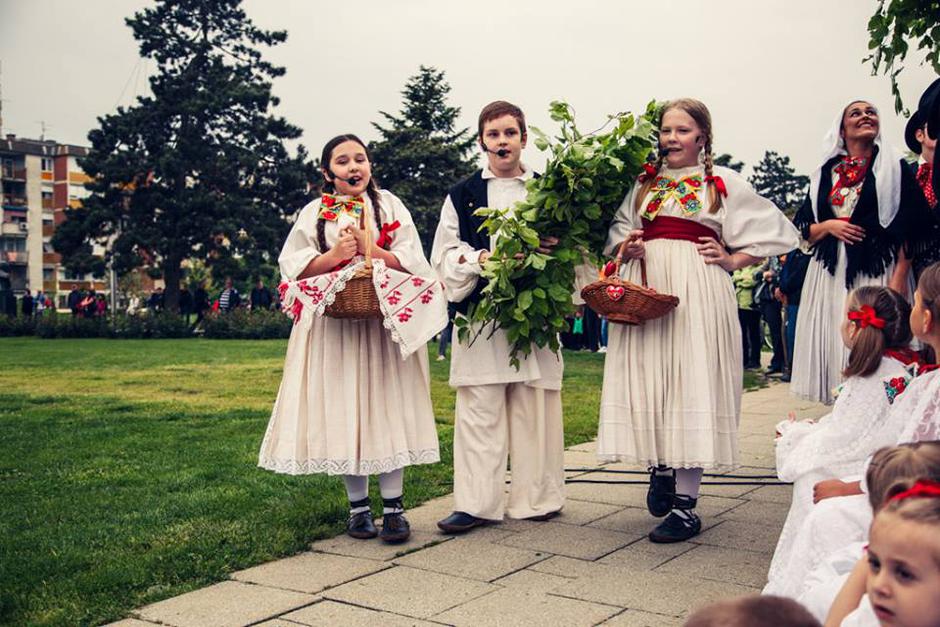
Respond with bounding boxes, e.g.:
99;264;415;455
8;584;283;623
453;383;565;520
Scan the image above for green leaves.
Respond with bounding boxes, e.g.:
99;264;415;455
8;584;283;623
865;0;940;113
466;100;658;367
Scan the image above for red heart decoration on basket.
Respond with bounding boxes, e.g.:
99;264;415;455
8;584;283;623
606;285;625;301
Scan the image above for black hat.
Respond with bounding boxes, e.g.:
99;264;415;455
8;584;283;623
905;110;924;154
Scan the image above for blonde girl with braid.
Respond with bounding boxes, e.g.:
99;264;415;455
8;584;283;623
598;98;799;543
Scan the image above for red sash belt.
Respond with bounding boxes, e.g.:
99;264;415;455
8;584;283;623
641;216;718;242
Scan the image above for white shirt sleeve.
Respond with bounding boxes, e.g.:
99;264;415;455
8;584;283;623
430;194;486;302
720;167;800;257
604;184;641;257
278;201;321;281
380;190;433;276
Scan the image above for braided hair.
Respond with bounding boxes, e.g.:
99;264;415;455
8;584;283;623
634;98;723;214
317;134;383;253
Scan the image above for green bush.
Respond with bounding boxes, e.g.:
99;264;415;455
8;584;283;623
0;315;38;337
35;312;111;338
3;309;290;339
202;308;292;339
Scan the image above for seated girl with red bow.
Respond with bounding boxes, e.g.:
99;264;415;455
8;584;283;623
597;98;799;543
763;262;940;607
824;456;940;627
767;286;918;596
257;134;442;545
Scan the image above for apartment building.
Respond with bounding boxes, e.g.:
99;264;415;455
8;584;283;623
0;134;106;308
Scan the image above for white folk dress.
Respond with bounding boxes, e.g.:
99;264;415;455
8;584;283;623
790;173;904;405
763;368;940;598
258;190;440;476
598;165;799;470
766;356;909;594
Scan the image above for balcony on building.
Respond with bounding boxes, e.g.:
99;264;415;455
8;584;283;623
1;221;28;235
2;250;28;265
1;165;27;181
2;193;28;209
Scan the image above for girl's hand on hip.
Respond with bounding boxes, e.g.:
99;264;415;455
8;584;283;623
696;237;732;271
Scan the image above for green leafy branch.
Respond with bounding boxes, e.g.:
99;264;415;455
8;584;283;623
865;0;940;113
455;100;659;368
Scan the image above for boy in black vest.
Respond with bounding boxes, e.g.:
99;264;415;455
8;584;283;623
430;101;565;533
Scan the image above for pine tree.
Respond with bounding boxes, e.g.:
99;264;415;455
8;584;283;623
370;66;476;252
749;150;810;216
713;153;745;173
52;0;313;312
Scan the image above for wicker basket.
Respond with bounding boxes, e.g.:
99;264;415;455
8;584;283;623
324;203;383;320
580;238;678;325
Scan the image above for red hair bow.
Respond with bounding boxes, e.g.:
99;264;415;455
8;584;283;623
848;304;885;329
376;220;401;249
638;162;658;183
889;479;940;503
704;175;728;197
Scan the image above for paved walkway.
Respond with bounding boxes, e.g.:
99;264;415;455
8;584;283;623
109;380;827;627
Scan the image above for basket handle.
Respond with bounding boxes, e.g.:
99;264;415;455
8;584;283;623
611;235;648;287
361;198;374;271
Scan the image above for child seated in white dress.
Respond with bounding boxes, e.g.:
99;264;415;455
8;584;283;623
768;287;914;594
824;472;940;626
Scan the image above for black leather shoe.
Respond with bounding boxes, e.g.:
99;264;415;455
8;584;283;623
648;511;701;543
437;511;488;534
646;466;675;518
380;512;411;543
347;511;378;539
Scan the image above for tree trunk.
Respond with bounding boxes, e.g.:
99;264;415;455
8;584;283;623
162;256;182;313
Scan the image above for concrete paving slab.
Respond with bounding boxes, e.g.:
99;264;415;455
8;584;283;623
588;506;721;538
394;536;547;582
434;588;621;627
528;555;609;579
598;539;697;571
136;581;316;627
231;551;389;594
692;519;783;555
280;599;443;626
552;565;753;616
717;497;791;523
745;484;794;504
310;530;448;561
600;609;683;626
553;498;623;525
498;521;636;560
564;479;649;508
103;620;162;627
492;568;571;593
323;565;496;619
654;544;769;588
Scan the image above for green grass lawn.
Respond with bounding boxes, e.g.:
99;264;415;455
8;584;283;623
0;337;762;626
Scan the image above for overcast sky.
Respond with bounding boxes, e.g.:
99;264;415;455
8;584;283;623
1;0;938;179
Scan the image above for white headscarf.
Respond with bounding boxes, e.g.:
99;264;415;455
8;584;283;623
808;100;902;228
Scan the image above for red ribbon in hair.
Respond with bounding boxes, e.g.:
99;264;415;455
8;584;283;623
376;220;401;250
889;479;940;503
848;304;885;329
704;175;728;197
638;162;658;183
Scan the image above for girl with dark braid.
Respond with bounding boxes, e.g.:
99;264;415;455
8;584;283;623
258;134;440;544
598;98;799;542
